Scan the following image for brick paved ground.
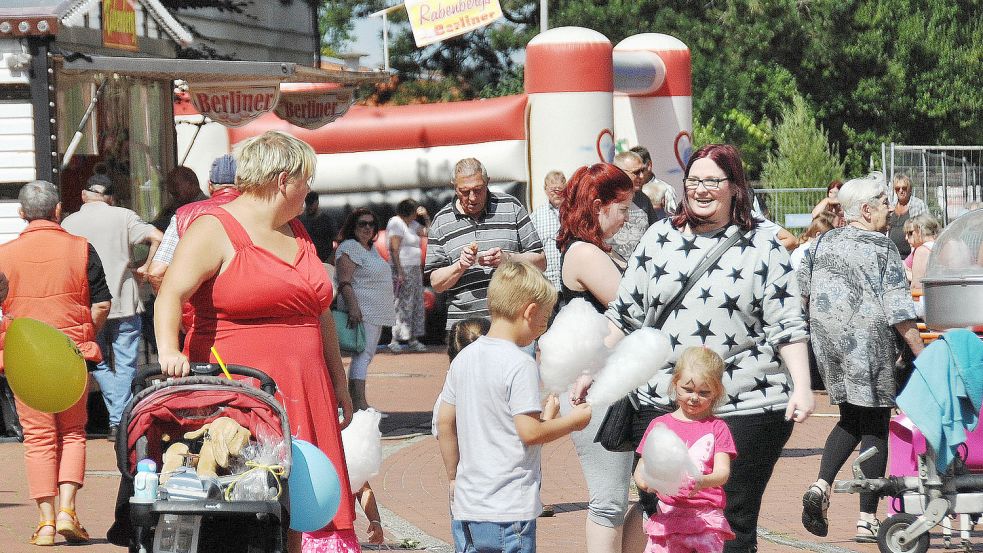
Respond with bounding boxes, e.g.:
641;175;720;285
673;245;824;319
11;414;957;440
0;348;976;551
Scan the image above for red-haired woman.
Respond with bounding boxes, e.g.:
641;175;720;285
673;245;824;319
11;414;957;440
811;180;845;227
556;162;635;553
597;144;813;553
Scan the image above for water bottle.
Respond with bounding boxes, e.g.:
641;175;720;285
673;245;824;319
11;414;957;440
133;459;159;502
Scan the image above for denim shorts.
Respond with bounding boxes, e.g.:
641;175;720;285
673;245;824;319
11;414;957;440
451;519;536;553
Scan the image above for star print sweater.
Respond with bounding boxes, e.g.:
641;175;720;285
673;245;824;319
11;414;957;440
605;220;808;416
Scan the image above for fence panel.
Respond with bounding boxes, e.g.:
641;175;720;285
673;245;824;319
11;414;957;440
888;145;983;225
753;187;827;231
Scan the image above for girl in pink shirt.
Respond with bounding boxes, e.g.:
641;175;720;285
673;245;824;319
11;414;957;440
634;347;738;553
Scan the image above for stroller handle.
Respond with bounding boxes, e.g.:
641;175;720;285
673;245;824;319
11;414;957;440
133;364;278;396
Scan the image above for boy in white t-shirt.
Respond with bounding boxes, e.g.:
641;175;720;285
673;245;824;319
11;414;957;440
436;261;592;553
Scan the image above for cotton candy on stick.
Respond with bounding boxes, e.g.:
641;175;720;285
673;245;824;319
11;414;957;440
538;298;612;393
341;408;383;493
640;423;699;495
586;327;672;406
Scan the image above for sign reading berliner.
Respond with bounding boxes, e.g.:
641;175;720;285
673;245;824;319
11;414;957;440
189;83;281;127
406;0;503;47
275;86;355;130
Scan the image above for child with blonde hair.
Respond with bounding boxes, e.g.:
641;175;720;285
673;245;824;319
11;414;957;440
634;347;737;553
437;261;591;552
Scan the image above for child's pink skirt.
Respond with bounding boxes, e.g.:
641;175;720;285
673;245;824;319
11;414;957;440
302;528;361;553
643;504;734;553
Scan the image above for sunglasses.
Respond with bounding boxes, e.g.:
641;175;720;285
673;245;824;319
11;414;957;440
356;220;376;228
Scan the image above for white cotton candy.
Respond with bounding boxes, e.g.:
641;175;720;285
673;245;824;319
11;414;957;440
538;298;611;393
587;327;672;406
340;408;383;493
640;423;699;496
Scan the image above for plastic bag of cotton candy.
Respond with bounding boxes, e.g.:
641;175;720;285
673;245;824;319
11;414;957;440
639;423;699;496
341;408;383;493
538;298;611;393
587;327;672;406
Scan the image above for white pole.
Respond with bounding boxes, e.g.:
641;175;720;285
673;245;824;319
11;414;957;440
382;12;390;72
540;0;548;33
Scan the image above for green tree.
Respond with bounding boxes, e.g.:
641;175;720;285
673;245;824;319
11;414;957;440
760;94;845;226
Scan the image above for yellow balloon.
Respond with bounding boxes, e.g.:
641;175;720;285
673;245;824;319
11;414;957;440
4;318;86;413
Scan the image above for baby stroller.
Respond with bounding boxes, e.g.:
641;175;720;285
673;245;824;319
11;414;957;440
116;363;293;553
833;330;983;553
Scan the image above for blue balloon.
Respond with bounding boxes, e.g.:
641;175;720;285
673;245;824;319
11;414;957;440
288;439;342;532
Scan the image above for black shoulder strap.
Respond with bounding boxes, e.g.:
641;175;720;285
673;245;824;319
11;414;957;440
653;228;749;329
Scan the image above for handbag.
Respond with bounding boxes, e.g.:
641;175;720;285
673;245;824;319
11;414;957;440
594;227;750;452
331;309;366;353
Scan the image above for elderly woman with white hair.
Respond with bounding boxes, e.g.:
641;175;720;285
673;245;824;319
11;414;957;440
797;172;925;543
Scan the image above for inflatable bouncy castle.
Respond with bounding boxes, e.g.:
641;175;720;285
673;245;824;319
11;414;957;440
175;27;692;209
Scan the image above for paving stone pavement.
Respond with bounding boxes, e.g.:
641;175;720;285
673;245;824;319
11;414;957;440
0;348;978;551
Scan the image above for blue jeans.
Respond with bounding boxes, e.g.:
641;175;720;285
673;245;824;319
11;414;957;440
92;315;142;426
451;519;536;553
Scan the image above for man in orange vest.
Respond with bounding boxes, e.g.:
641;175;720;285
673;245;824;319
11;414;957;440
0;180;111;545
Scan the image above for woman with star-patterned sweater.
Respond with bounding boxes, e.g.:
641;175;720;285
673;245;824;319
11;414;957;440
599;144;813;553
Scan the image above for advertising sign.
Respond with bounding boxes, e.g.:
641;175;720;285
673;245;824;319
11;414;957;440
405;0;503;47
102;0;138;52
189;83;281;128
274;85;355;130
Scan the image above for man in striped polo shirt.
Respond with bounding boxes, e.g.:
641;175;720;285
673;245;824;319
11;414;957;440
425;158;546;338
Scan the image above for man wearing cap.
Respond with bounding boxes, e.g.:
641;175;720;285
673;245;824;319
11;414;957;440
146;155;241;288
62;173;163;442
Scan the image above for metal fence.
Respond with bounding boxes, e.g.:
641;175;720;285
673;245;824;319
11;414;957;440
884;144;983;225
753;187;827;231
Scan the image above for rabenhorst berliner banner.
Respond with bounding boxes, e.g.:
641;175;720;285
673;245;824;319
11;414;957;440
405;0;503;47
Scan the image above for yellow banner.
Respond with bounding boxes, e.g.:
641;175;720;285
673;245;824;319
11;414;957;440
102;0;138;52
405;0;503;47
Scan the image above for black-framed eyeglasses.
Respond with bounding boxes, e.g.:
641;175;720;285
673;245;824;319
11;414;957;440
684;177;728;191
628;168;647;177
356;220;376;228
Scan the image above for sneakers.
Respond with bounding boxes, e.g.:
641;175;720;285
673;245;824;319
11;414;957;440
854;518;880;543
389;341;427;353
801;483;830;537
387;342;406;354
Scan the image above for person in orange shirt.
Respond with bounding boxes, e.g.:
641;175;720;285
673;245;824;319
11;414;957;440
0;180;111;546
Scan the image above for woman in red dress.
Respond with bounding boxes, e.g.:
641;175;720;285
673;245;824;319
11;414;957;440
155;130;357;552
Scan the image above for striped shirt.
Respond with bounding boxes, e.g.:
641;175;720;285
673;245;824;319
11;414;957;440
425;192;544;329
530;203;561;290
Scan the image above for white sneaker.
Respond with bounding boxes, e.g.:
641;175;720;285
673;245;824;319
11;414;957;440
408;340;428;352
388;343;406;354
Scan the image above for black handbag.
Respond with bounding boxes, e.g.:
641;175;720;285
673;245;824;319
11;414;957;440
594;227;749;452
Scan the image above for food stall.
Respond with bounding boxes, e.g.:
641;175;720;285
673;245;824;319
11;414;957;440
0;0;383;242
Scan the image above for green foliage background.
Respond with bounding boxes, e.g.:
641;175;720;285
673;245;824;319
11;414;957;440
320;0;982;180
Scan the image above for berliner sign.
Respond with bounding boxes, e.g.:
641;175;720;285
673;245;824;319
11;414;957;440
189;83;281;127
274;85;355;130
406;0;503;47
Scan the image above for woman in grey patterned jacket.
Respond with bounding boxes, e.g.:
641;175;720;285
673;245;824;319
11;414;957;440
797;172;924;543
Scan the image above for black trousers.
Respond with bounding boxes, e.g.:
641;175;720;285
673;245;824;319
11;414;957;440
632;407;794;553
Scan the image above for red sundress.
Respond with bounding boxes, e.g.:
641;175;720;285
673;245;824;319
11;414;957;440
184;206;355;533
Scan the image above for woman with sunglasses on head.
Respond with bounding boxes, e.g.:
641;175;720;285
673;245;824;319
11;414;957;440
589;144;813;553
887;174;929;258
336;207;396;411
556;163;635;553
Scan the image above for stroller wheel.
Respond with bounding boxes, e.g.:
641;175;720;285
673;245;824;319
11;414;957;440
878;513;930;553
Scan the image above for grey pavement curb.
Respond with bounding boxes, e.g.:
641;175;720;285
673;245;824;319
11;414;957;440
378;434;454;552
757;527;863;553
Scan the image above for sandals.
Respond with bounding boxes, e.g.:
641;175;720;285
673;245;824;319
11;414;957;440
55;508;90;543
801;483;830;537
29;520;55;546
855;519;880;543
